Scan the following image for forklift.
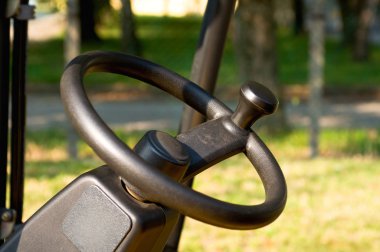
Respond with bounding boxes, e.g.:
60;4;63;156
0;1;286;251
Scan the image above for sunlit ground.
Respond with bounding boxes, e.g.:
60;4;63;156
20;128;380;251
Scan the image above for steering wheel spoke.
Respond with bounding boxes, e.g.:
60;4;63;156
177;116;248;182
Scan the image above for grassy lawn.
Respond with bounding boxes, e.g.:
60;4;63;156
182;157;380;252
27;16;380;90
21;128;380;251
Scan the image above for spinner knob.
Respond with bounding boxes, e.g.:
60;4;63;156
231;81;279;129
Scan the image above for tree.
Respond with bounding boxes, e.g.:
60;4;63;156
120;0;140;54
235;0;277;93
353;0;379;61
65;0;81;159
234;0;284;128
308;0;325;158
294;0;305;35
338;0;357;45
79;0;101;42
36;0;106;42
338;0;379;61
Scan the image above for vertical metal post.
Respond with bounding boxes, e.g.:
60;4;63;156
10;0;31;224
166;1;236;250
179;0;236;132
0;2;11;209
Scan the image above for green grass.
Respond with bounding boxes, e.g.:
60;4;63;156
182;157;380;252
20;128;380;251
25;128;380;160
27;16;380;90
278;30;380;87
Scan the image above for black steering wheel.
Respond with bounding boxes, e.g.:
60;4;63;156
60;51;287;230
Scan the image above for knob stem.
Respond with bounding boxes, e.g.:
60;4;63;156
231;82;279;129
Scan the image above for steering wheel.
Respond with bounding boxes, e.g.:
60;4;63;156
60;51;286;230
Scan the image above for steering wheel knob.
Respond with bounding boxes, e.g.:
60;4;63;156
231;81;279;129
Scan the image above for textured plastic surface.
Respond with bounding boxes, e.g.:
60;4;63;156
0;166;177;252
62;185;131;251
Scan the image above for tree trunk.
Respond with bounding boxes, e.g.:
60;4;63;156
234;0;284;129
353;0;379;61
308;0;325;158
338;0;357;45
120;0;140;55
79;0;100;42
293;0;305;35
235;0;278;93
338;0;379;61
65;0;80;159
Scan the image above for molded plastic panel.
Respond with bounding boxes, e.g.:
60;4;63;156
0;166;177;251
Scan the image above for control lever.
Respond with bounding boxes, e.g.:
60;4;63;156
0;208;16;240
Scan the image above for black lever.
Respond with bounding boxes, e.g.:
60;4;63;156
0;208;16;240
231;81;278;129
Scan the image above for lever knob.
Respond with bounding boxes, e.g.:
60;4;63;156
231;81;279;129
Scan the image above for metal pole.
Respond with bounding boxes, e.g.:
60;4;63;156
0;1;11;209
10;0;30;224
179;0;236;132
166;1;236;250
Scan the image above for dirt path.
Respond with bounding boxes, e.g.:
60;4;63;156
26;94;380;131
28;13;65;41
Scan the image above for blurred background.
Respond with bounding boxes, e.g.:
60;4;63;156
20;0;380;251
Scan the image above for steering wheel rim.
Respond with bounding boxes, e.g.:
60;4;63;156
60;51;287;230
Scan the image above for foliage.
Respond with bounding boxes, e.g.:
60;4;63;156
35;0;111;13
277;29;380;87
28;16;380;90
35;0;67;12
